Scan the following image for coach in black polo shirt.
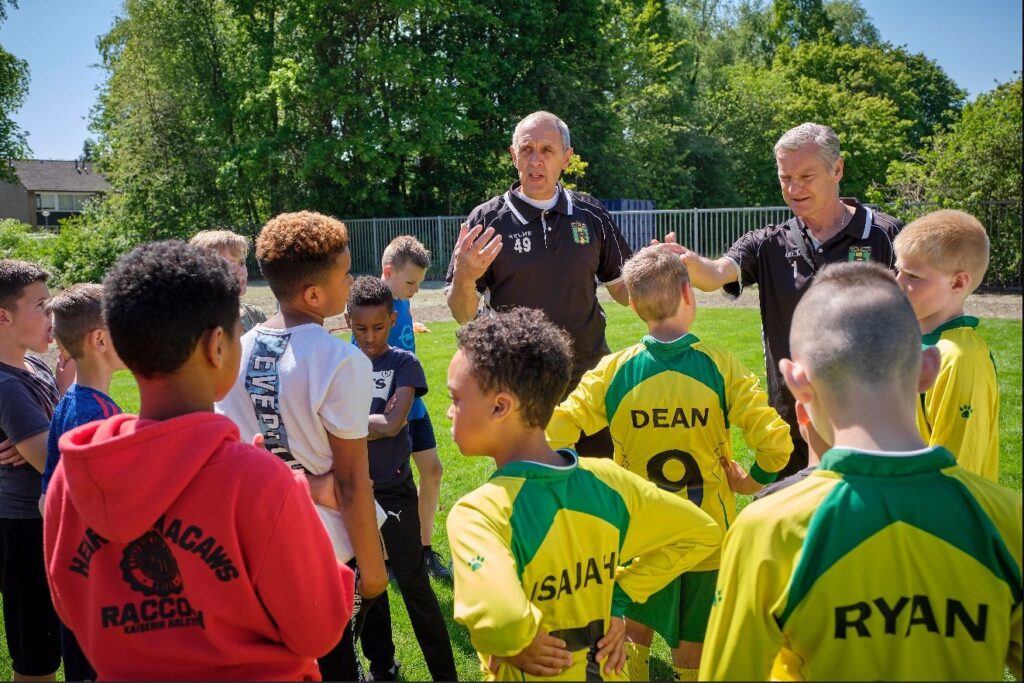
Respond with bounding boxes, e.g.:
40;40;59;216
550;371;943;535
446;111;632;454
662;122;902;477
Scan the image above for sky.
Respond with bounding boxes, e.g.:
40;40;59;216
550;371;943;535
0;0;1021;160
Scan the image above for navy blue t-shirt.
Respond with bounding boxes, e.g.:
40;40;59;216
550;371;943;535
386;299;428;421
42;384;122;494
0;355;59;518
367;347;426;491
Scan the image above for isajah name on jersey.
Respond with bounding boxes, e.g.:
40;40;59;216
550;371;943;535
68;527;110;578
101;596;206;634
835;595;988;642
152;515;240;582
529;552;617;602
631;407;710;429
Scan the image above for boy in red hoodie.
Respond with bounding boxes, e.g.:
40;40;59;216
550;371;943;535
43;241;355;681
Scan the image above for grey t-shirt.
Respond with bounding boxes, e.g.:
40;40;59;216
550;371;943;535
0;355;58;518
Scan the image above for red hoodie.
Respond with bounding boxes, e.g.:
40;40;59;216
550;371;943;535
44;412;354;681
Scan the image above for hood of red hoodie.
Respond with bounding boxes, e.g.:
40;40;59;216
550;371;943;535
58;412;242;543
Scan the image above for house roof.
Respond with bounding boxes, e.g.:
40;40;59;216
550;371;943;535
10;160;112;193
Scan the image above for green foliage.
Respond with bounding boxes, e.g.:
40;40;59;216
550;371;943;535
47;198;142;285
0;40;29;182
884;78;1022;205
0;218;53;263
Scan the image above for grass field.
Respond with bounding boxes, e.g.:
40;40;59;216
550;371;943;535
3;305;1020;680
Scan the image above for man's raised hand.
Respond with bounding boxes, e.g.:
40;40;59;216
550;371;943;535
453;223;502;284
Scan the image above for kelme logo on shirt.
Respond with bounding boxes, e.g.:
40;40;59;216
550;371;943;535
848;246;871;262
959;404;973;418
571;222;591;245
468;556;485;571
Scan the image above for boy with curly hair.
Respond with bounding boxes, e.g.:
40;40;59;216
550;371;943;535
43;242;354;680
216;211;387;680
447;307;722;681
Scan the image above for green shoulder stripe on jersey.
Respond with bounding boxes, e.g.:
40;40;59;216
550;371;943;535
605;334;728;427
778;448;1022;628
922;315;979;346
503;458;630;580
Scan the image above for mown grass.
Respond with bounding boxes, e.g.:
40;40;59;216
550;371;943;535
3;306;1020;680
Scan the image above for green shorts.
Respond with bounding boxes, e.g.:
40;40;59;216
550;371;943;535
624;570;719;645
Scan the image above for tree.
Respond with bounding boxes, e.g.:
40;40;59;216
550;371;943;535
883;77;1022;204
0;0;28;182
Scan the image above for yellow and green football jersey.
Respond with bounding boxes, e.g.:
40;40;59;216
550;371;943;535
546;333;792;571
919;316;1000;481
701;447;1023;681
447;451;721;682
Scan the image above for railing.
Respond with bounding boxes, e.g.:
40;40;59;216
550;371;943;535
248;200;1021;287
342;207;796;281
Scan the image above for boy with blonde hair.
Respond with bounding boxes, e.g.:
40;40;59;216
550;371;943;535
380;235;450;580
893;209;999;480
448;307;721;681
546;246;792;680
190;229;267;331
701;261;1021;681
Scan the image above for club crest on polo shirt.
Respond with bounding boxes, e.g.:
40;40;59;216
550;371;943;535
848;246;871;262
571;222;591;245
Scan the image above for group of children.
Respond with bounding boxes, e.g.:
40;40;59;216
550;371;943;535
0;206;1018;682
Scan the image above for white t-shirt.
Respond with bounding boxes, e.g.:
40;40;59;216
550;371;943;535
217;322;372;474
216;323;378;562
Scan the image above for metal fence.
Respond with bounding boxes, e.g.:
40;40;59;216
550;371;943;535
336;200;1020;287
342;207;796;281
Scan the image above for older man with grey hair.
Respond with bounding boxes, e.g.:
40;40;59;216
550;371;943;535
661;122;903;477
445;110;632;457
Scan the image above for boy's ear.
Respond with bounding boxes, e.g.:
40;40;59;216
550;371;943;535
779;358;814;404
0;306;13;326
390;311;397;325
490;390;515;422
951;270;971;295
681;281;695;307
382;264;393;279
202;326;229;370
344;311;351;327
918;345;941;394
88;328;106;353
301;283;321;308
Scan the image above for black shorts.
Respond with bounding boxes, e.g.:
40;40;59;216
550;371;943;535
408;412;437;452
0;517;61;676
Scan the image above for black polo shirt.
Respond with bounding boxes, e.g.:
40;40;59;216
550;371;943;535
446;182;632;379
722;198;903;433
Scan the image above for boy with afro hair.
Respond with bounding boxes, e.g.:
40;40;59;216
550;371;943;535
43;241;354;680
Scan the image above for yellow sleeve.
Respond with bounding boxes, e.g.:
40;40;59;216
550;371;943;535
545;365;611;450
921;345;999;481
699;506;792;681
595;464;722;614
723;352;793;483
447;495;542;657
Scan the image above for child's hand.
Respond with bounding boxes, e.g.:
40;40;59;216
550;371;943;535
55;350;77;396
495;630;573;677
0;439;26;467
720;457;764;495
597;616;626;675
412;321;430;333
